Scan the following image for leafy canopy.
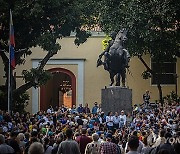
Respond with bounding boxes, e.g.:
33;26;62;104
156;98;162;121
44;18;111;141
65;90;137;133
97;0;180;61
0;0;97;56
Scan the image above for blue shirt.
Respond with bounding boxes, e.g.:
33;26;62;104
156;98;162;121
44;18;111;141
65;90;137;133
0;115;3;122
92;106;98;114
77;107;84;113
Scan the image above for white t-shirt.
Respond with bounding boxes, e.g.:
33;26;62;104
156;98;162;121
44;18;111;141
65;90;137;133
113;116;120;124
106;116;114;126
119;115;126;125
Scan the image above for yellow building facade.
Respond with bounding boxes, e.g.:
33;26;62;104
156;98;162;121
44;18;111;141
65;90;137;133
0;33;179;113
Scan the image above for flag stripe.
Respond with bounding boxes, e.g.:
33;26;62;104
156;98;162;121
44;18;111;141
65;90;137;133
9;10;15;69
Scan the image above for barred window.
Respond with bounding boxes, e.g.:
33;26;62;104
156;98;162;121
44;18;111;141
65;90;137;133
151;61;176;85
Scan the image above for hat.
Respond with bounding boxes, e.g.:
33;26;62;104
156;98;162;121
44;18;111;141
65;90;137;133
106;133;112;139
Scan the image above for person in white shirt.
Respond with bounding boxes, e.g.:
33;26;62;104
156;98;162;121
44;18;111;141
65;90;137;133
97;104;102;114
47;105;53;114
113;112;120;129
106;111;114;130
119;110;126;129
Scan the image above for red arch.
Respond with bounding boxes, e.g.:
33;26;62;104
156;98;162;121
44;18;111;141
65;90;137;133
40;68;76;110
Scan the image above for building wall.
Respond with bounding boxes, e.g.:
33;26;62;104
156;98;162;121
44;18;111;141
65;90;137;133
0;35;179;112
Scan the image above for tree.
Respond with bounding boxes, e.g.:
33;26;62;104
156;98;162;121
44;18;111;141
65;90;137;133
97;0;180;105
0;0;96;112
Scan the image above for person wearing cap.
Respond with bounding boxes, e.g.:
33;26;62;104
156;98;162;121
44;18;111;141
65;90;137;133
99;133;117;154
119;110;126;129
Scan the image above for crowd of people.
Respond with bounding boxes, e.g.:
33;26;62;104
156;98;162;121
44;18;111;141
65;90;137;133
0;96;179;154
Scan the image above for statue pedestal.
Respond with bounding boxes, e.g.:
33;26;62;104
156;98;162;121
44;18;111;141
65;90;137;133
101;87;132;114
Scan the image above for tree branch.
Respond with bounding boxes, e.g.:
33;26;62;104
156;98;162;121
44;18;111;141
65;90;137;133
138;55;163;105
138;55;153;74
13;50;57;95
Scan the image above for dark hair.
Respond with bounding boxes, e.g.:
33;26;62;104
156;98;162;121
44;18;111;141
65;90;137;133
81;128;87;135
157;149;170;154
160;129;166;137
66;129;73;138
165;132;172;139
107;111;111;116
44;137;49;145
10;131;17;137
31;131;38;137
132;131;138;137
143;136;148;146
128;136;139;151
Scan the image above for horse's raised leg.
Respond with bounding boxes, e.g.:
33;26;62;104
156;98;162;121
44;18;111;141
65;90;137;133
109;72;115;86
115;73;120;86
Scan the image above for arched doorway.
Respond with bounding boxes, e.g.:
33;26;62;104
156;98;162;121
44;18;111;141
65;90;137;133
40;68;76;111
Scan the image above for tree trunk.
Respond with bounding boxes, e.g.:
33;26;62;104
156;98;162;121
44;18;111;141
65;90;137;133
138;55;163;106
13;51;57;95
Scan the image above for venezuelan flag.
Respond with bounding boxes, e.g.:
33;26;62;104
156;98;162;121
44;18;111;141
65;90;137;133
9;10;15;69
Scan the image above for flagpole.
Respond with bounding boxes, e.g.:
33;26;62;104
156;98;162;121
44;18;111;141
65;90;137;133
7;9;12;113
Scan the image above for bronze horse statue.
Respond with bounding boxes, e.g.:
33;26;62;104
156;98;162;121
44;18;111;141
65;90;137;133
97;29;130;86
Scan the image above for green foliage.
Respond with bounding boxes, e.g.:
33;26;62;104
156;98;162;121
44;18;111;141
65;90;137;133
22;68;52;88
74;29;91;46
0;0;97;111
0;86;6;110
141;70;151;79
0;0;97;54
0;86;29;113
163;91;180;104
97;0;180;60
13;92;30;113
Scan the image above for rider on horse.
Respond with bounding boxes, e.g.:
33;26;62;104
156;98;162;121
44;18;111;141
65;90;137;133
97;29;130;86
97;30;130;71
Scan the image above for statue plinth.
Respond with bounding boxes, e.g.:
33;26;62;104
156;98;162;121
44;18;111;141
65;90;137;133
101;86;132;114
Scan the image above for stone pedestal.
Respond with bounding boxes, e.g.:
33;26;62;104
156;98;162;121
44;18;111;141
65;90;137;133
101;87;132;114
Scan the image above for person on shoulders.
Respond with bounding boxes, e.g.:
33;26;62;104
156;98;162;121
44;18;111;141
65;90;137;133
143;90;150;107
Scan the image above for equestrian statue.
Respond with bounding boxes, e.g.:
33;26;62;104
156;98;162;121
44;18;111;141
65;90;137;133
97;29;130;87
